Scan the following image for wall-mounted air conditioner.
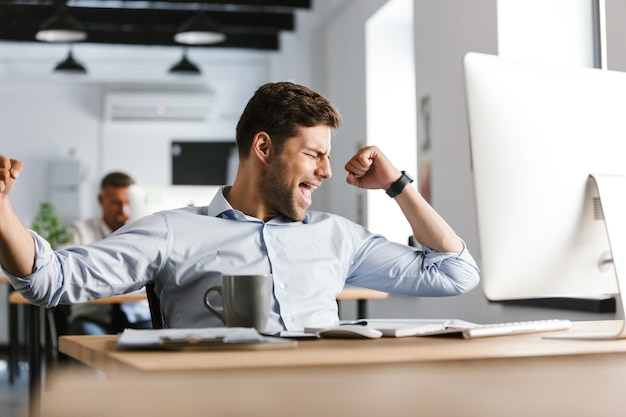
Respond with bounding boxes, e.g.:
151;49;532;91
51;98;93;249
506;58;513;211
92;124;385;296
104;90;214;122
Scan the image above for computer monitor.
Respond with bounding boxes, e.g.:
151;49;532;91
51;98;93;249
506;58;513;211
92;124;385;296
463;53;626;334
128;185;221;222
171;141;238;186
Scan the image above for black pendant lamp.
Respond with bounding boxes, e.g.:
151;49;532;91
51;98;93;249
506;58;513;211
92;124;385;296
54;46;87;74
168;48;201;75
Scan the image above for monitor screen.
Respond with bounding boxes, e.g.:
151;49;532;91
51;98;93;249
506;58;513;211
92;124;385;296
171;141;238;186
464;52;626;302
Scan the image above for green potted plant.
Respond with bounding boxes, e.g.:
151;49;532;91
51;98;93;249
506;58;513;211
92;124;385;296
31;202;73;250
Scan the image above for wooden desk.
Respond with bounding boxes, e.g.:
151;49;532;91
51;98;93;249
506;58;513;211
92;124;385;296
58;320;626;374
51;320;626;416
11;285;386;417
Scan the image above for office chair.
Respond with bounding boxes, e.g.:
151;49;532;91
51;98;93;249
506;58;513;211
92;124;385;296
145;283;167;329
45;304;71;364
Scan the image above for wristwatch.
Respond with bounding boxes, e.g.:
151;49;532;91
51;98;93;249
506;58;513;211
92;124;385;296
386;171;414;198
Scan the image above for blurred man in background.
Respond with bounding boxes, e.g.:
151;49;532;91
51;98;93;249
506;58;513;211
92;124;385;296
66;172;152;334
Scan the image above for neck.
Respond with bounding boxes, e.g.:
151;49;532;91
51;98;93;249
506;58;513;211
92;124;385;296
226;168;275;221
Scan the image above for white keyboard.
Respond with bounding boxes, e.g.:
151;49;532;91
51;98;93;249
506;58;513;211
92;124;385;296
422;319;572;339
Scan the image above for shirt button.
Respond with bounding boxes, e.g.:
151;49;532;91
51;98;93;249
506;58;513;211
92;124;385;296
279;283;285;289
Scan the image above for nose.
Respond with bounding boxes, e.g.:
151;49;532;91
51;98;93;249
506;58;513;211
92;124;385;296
317;157;332;180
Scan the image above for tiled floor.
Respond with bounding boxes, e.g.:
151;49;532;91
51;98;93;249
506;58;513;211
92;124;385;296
0;357;29;417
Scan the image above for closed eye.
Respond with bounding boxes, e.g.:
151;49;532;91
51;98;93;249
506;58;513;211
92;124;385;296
303;150;330;161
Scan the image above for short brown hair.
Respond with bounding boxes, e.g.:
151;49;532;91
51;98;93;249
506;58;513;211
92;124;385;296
100;172;134;191
235;82;342;159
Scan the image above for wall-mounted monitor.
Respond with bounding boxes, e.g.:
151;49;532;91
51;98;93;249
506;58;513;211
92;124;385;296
171;141;238;186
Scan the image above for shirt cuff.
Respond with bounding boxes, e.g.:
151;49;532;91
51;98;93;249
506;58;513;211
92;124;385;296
30;230;55;273
421;239;478;270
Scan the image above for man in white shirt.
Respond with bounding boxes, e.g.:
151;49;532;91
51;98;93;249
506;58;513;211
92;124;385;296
65;172;152;334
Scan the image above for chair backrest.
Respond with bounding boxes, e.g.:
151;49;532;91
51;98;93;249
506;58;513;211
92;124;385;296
145;283;167;329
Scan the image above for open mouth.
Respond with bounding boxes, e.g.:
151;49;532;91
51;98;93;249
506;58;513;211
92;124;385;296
299;182;317;206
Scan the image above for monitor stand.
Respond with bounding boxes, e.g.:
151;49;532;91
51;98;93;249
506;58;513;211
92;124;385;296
546;174;626;340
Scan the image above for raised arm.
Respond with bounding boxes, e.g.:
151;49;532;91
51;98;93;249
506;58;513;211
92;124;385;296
0;155;36;276
344;146;463;254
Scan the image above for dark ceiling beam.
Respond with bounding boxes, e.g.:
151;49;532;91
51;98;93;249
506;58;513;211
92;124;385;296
70;0;313;11
76;31;279;49
0;2;300;50
0;5;295;30
0;0;310;6
0;27;279;49
0;0;311;12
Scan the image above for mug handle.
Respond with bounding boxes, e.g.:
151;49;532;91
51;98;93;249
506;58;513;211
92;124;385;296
204;286;225;324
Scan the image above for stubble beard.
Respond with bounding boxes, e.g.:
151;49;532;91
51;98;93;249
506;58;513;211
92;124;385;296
260;161;306;222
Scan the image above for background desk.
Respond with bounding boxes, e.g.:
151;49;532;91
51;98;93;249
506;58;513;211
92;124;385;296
8;291;147;305
52;320;626;416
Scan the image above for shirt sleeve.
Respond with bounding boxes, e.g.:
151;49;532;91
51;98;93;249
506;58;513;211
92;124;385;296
346;234;480;297
4;230;58;305
5;214;170;308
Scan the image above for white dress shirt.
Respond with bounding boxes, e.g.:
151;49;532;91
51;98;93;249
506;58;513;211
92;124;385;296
6;187;479;333
65;217;151;325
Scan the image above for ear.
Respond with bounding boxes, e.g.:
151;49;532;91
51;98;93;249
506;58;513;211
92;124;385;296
252;132;272;163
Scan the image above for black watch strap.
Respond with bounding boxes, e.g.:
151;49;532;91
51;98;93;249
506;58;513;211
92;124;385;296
386;171;414;198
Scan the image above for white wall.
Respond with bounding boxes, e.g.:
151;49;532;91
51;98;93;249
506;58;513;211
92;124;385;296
322;0;388;223
0;82;102;224
498;0;596;67
366;0;418;244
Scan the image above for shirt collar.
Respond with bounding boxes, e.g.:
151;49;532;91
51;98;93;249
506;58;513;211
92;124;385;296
208;186;310;224
207;186;236;218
